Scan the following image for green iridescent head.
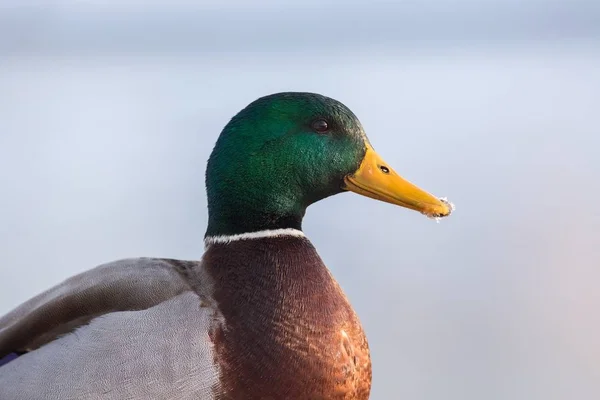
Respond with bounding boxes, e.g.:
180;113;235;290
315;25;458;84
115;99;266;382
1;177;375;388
205;92;451;237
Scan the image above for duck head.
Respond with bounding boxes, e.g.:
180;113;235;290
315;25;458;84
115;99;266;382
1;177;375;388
205;92;452;237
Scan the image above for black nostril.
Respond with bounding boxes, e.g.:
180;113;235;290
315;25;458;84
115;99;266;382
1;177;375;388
379;165;390;174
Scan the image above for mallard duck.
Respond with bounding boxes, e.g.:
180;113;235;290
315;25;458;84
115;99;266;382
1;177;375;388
0;92;452;399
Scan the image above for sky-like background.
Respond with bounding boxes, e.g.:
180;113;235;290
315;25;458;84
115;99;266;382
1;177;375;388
1;1;600;399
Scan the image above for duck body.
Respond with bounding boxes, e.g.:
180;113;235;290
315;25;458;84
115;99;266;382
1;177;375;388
0;92;452;399
0;232;370;399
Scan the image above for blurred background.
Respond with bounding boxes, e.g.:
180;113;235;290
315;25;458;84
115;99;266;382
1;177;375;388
1;1;599;399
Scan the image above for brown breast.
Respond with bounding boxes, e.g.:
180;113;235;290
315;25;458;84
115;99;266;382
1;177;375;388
202;235;372;400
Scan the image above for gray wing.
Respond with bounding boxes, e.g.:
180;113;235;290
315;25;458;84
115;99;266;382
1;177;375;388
0;258;221;400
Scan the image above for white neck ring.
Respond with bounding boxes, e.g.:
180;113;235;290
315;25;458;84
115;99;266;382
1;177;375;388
204;228;306;248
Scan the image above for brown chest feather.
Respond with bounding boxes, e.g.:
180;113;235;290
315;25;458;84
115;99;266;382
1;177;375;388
203;236;372;400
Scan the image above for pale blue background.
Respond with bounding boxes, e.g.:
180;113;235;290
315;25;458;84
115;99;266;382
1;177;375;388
1;1;600;399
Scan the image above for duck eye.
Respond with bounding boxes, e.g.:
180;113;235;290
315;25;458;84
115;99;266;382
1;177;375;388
311;119;329;133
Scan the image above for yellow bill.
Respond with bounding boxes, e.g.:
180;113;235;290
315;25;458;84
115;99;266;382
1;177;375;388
344;144;453;218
